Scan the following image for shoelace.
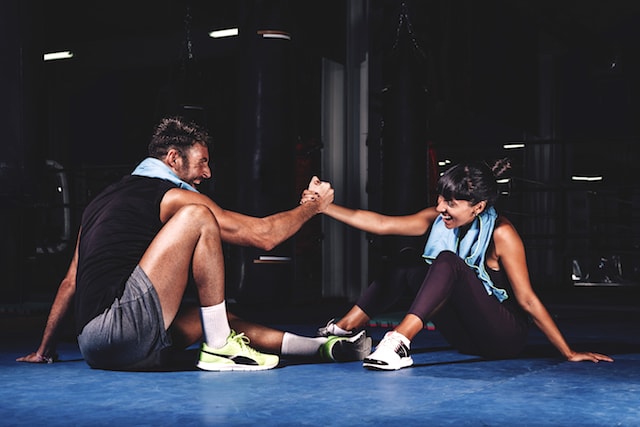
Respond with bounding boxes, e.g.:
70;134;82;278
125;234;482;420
230;332;260;356
319;319;354;337
378;334;404;354
318;318;336;336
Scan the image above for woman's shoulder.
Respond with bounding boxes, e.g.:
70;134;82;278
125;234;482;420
493;215;521;242
495;214;510;226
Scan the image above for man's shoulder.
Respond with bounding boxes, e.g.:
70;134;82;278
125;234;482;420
127;174;180;189
162;185;210;202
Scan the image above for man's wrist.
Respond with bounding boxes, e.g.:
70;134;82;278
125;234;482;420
36;352;55;363
298;198;321;216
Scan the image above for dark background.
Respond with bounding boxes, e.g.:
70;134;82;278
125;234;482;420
2;0;639;307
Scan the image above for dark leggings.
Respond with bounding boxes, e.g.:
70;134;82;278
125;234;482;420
356;251;530;358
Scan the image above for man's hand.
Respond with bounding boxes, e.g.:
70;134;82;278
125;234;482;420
302;176;334;212
16;352;57;364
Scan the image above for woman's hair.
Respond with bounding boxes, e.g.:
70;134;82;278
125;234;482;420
148;116;210;160
436;158;511;207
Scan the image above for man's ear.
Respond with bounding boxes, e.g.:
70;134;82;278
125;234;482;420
165;149;180;168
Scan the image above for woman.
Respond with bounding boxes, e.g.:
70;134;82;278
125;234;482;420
308;159;613;370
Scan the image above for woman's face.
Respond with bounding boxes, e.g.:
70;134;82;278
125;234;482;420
435;195;485;229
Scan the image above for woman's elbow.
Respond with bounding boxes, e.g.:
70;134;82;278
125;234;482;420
518;297;539;315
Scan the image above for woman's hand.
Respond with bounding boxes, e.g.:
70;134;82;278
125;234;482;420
300;189;319;204
300;176;334;212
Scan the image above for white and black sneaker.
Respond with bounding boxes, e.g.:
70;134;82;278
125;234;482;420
319;330;373;362
363;331;413;371
317;318;357;337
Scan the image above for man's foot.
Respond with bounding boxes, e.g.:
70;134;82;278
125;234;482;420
363;331;413;371
319;330;372;362
317;318;357;337
197;330;279;371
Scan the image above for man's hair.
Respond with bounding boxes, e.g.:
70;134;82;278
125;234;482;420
148;116;210;160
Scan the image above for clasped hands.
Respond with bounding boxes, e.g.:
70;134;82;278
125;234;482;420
301;176;333;212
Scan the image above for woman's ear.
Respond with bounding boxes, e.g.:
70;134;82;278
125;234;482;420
474;201;487;215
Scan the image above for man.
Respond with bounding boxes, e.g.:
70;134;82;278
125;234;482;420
17;116;370;371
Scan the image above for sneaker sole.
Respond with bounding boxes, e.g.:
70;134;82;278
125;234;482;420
362;357;413;371
197;360;278;372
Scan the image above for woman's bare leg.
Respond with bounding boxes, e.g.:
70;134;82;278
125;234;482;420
394;314;424;341
335;305;371;332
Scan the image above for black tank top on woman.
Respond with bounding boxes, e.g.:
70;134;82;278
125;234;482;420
74;175;176;334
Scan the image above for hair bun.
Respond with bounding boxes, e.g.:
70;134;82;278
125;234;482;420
491;158;512;179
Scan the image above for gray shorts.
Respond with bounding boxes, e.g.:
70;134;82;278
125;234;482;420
77;265;173;371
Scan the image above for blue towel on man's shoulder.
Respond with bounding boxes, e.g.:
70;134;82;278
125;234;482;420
131;157;199;193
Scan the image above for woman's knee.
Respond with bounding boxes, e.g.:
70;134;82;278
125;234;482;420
426;251;462;276
431;251;469;276
434;250;459;264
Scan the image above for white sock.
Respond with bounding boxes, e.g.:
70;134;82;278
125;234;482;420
200;301;231;349
328;323;351;336
281;332;328;357
388;331;411;349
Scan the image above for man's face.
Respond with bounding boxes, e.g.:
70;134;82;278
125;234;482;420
175;143;211;187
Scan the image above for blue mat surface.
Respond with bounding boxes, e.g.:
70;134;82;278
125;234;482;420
1;299;639;426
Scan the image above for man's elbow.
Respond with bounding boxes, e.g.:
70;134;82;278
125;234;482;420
251;223;279;251
60;277;76;293
258;239;277;252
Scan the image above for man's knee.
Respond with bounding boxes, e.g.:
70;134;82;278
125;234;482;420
176;204;219;231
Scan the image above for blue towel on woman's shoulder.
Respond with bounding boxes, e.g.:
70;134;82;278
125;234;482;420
422;206;508;302
131;157;199;193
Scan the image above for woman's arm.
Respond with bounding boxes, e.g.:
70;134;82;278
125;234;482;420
494;219;613;363
323;203;438;237
305;177;438;236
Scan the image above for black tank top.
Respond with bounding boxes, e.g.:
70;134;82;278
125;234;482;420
487;263;527;319
75;175;176;333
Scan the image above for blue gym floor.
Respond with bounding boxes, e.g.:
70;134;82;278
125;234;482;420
2;289;639;426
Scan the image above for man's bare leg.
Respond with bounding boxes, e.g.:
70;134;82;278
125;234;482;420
227;313;284;352
168;305;202;349
139;204;226;340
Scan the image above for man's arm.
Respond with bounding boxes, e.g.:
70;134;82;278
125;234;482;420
160;176;334;251
16;232;80;363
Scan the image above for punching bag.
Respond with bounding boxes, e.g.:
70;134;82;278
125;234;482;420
379;3;430;263
232;1;295;304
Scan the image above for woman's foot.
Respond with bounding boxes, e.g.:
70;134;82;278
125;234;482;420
363;331;413;371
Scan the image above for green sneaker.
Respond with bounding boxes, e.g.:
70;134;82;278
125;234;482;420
319;330;372;362
197;330;279;371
